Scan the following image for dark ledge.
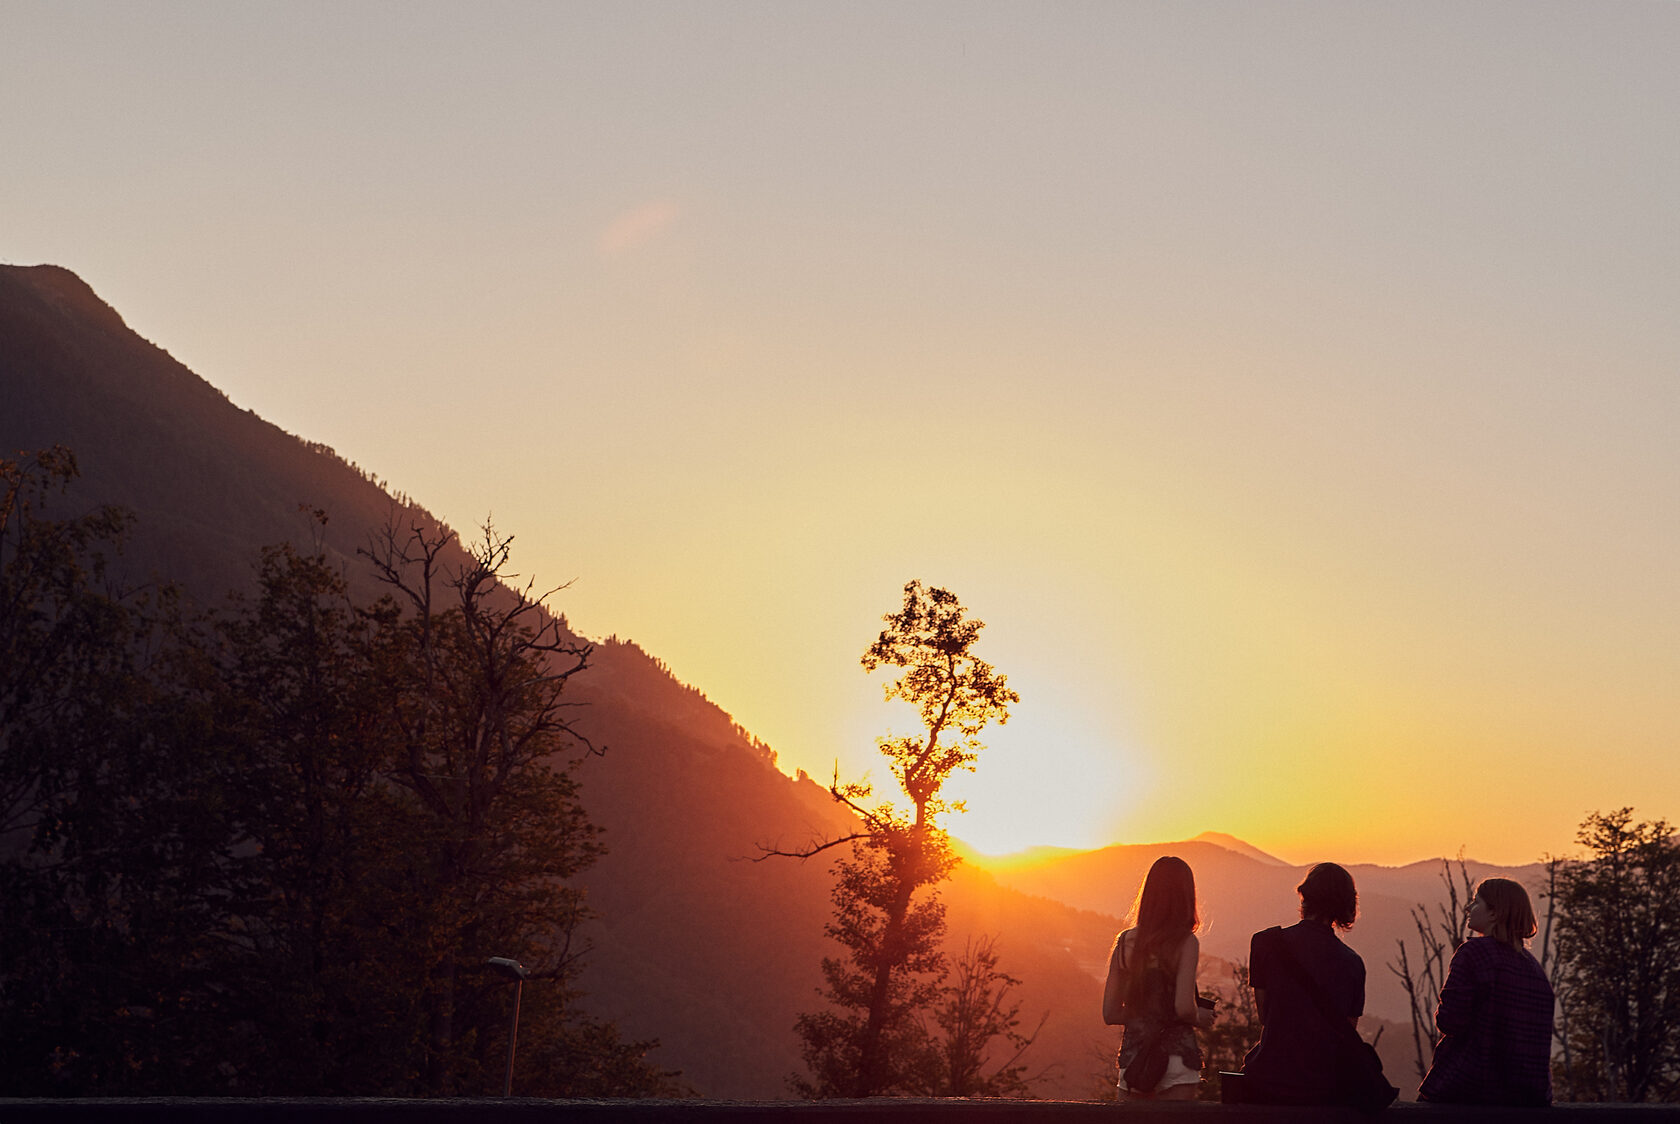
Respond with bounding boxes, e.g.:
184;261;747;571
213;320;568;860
3;1100;1679;1122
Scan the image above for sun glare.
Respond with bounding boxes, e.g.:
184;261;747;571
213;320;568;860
939;708;1153;858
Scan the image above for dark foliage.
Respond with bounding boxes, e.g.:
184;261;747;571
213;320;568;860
0;452;674;1096
1196;958;1261;1100
931;936;1042;1098
784;581;1032;1098
1552;809;1680;1102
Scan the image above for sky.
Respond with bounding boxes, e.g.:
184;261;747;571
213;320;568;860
5;1;1678;867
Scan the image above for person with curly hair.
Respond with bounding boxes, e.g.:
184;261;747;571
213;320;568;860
1239;862;1383;1105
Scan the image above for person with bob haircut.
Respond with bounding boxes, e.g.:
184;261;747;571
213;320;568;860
1237;862;1385;1105
1102;855;1216;1100
1418;877;1554;1106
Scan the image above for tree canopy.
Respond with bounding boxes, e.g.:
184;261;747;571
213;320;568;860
0;450;672;1096
788;581;1033;1098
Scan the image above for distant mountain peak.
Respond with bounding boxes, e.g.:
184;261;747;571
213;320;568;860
1190;831;1291;866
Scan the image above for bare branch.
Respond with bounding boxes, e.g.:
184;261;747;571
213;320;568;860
753;832;871;863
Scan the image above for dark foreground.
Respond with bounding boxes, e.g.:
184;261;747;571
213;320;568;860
5;1100;1680;1122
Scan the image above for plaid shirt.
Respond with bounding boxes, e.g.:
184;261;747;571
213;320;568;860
1418;935;1554;1106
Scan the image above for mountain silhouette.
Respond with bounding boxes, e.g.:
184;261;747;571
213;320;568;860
1;263;1549;1098
0;264;448;605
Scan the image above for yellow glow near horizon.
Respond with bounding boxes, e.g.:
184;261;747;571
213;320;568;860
8;3;1680;871
937;708;1158;857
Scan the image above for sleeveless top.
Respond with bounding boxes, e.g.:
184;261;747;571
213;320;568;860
1113;932;1203;1072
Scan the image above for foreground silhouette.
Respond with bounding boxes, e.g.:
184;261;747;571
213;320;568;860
1103;856;1216;1101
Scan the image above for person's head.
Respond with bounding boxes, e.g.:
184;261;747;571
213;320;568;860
1466;877;1538;950
1298;862;1358;930
1129;855;1199;957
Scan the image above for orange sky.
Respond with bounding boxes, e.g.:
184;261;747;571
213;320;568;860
5;2;1679;866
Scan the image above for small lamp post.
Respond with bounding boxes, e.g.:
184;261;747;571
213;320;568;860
487;956;529;1096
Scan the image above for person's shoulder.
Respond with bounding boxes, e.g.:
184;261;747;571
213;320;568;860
1299;921;1362;965
1306;924;1361;962
1285;920;1340;949
1447;936;1537;981
1485;938;1552;978
1453;935;1507;965
1513;946;1553;986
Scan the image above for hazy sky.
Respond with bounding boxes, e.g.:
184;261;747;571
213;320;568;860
6;1;1678;866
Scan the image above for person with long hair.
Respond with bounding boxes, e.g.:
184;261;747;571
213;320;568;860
1101;855;1215;1100
1418;877;1554;1106
1239;862;1385;1105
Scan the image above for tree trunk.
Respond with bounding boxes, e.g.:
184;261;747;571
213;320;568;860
856;868;916;1096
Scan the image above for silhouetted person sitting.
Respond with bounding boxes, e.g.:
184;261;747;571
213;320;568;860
1239;862;1392;1107
1102;855;1216;1100
1418;877;1554;1106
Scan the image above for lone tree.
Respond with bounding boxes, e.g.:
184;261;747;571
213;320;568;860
778;581;1021;1097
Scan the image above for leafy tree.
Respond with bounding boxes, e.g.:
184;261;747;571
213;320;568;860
1197;958;1260;1101
783;581;1022;1097
791;825;954;1096
1;459;672;1096
1553;808;1680;1102
361;517;670;1096
0;446;135;838
0;448;236;1093
211;532;420;1092
203;518;673;1096
931;936;1042;1097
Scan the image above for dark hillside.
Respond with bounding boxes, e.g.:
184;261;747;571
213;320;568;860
563;636;857;1093
1;264;1127;1098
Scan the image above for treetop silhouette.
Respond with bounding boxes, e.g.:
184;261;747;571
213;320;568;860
781;580;1034;1098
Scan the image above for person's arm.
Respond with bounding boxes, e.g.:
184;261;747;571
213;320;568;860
1102;930;1131;1025
1249;930;1269;1025
1349;948;1367;1029
1174;933;1215;1028
1432;942;1481;1036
